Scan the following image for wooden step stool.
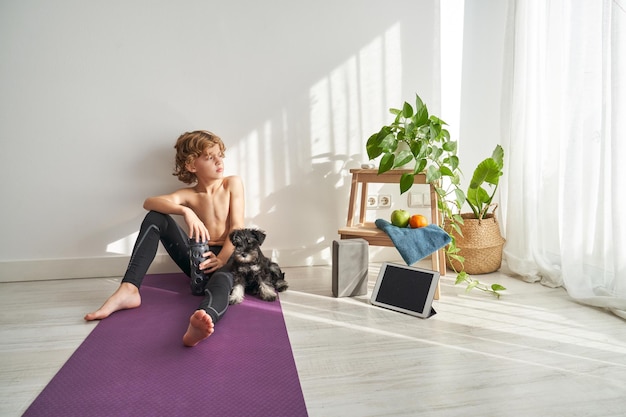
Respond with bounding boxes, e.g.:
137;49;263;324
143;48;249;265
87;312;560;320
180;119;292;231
337;169;447;299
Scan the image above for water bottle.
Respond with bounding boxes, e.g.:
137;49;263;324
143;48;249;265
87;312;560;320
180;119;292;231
189;240;210;295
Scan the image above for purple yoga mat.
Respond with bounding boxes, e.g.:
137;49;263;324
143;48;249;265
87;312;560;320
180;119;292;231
23;273;308;417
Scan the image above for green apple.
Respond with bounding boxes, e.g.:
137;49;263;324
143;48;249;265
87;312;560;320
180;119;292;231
390;209;410;227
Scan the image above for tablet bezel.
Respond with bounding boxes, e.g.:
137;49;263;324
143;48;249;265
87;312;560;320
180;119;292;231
370;262;439;318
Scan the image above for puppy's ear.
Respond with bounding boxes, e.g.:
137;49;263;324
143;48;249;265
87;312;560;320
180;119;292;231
252;229;266;245
229;229;242;245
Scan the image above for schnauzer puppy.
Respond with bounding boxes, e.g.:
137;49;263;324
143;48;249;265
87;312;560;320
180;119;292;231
228;228;288;304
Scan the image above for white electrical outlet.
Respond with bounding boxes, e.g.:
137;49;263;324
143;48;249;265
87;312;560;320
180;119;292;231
378;194;391;208
367;195;378;209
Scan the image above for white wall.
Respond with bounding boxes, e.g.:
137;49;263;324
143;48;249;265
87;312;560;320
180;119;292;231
0;0;509;281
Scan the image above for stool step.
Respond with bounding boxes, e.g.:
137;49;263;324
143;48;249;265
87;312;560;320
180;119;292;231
338;225;395;247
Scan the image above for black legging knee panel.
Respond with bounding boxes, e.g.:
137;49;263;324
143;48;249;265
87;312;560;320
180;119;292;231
122;211;191;287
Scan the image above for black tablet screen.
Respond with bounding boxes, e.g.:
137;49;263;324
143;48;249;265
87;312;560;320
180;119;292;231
375;265;433;313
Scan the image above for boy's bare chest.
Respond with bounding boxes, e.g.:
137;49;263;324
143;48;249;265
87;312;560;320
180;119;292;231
188;191;230;220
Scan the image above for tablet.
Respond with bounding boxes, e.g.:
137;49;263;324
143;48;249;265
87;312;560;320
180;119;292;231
370;262;439;318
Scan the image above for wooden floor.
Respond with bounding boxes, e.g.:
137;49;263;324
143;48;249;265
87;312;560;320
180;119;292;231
2;263;626;417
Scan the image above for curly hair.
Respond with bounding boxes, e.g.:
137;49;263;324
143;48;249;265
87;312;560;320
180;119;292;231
173;130;226;184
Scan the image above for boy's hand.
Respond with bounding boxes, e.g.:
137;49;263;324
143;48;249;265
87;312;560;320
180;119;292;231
184;209;209;242
200;252;224;274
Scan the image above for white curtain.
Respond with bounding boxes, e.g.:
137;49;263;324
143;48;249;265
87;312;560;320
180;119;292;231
501;0;626;318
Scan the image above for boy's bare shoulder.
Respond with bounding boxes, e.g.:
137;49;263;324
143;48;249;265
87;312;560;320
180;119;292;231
165;186;200;204
172;186;199;196
222;175;243;189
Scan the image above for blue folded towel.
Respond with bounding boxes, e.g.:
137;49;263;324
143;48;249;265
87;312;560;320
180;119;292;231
375;219;451;266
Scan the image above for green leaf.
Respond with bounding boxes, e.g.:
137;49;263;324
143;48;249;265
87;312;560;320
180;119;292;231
454;188;467;204
491;144;504;169
454;188;466;206
466;280;479;292
448;246;461;254
400;173;414;194
439;165;454;177
378;153;395;173
442;140;457;153
393;150;413;168
404;123;416;139
448;171;461;186
414;158;427;174
366;126;392;155
450;222;464;237
466;186;490;208
366;132;383;159
408;140;421;157
389;108;401;116
425;165;441;183
455;272;468;285
415;94;424;111
429;115;447;126
414;104;429;126
380;133;398;153
448;155;459;170
469;158;501;188
449;253;464;262
402;102;414;118
429;124;441;140
491;284;507;291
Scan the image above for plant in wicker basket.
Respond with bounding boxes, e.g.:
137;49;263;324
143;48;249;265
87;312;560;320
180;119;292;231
366;94;506;297
445;145;507;297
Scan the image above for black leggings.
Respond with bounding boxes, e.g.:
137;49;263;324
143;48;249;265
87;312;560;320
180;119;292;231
122;211;233;324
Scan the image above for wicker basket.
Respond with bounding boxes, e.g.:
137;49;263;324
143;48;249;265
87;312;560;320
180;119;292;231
445;211;506;275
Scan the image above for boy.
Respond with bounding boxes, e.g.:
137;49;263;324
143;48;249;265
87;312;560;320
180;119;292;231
85;130;245;347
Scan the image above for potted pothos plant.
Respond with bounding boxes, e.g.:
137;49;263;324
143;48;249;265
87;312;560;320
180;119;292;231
366;94;506;298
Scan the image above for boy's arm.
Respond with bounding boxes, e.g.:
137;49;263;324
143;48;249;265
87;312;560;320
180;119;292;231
143;190;209;242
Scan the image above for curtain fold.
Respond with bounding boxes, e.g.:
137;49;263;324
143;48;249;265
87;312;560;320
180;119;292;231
501;0;626;317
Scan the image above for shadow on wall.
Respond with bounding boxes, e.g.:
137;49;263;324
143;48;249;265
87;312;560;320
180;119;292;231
251;153;363;266
83;137;183;257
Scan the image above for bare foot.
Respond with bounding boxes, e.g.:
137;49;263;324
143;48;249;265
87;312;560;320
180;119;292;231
84;282;141;321
183;310;214;347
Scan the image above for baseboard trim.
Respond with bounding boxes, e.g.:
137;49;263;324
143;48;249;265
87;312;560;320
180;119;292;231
0;246;400;283
0;254;181;283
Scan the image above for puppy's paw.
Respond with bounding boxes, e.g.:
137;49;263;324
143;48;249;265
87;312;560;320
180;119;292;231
274;279;288;292
259;282;277;302
229;284;245;305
